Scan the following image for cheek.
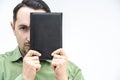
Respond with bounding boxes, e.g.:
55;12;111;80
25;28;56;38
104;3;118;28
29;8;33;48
14;27;30;46
15;32;26;46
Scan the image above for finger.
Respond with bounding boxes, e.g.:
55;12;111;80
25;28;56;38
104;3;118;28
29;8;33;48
52;54;67;60
53;55;61;59
35;64;41;72
51;48;66;56
33;60;40;64
52;57;67;64
31;56;39;60
52;57;59;62
51;61;59;69
25;50;41;57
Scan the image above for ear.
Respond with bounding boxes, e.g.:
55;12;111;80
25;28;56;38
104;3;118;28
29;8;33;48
10;21;16;36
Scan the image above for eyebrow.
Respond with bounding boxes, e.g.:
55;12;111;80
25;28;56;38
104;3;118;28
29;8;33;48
18;24;29;28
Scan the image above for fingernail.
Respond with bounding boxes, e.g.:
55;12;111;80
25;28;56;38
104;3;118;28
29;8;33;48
51;52;54;56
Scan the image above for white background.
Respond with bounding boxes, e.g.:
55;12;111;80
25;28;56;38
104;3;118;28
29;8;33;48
0;0;120;80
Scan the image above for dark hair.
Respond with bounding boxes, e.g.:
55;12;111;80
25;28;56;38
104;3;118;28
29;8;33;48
13;0;51;22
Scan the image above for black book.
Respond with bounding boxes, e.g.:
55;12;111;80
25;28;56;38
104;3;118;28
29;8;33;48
30;12;62;60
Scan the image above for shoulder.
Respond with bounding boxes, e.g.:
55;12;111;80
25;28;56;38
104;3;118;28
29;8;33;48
0;50;16;71
0;51;14;59
67;60;84;80
67;60;81;72
0;47;19;61
0;52;12;71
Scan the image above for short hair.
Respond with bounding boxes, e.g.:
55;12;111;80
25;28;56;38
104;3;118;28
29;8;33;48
13;0;51;22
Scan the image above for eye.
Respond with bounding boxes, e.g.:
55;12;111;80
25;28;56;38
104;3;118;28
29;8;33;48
19;25;29;31
20;25;27;30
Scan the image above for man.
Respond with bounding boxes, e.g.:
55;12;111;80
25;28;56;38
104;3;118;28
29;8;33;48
0;0;84;80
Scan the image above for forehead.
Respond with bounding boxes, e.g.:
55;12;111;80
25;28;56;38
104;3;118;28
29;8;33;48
17;6;46;16
16;7;46;24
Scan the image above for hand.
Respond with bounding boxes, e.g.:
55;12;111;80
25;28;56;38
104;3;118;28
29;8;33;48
51;48;68;80
22;50;41;80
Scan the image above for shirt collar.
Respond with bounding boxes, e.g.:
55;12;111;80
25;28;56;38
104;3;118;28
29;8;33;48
46;60;52;63
10;47;23;62
10;47;52;63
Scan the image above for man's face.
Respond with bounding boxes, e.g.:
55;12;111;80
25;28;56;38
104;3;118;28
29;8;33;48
11;7;46;56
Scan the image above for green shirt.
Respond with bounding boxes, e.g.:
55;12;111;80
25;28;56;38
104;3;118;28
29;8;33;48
0;47;84;80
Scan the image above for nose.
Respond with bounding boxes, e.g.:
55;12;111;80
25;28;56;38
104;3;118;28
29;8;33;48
27;30;30;41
